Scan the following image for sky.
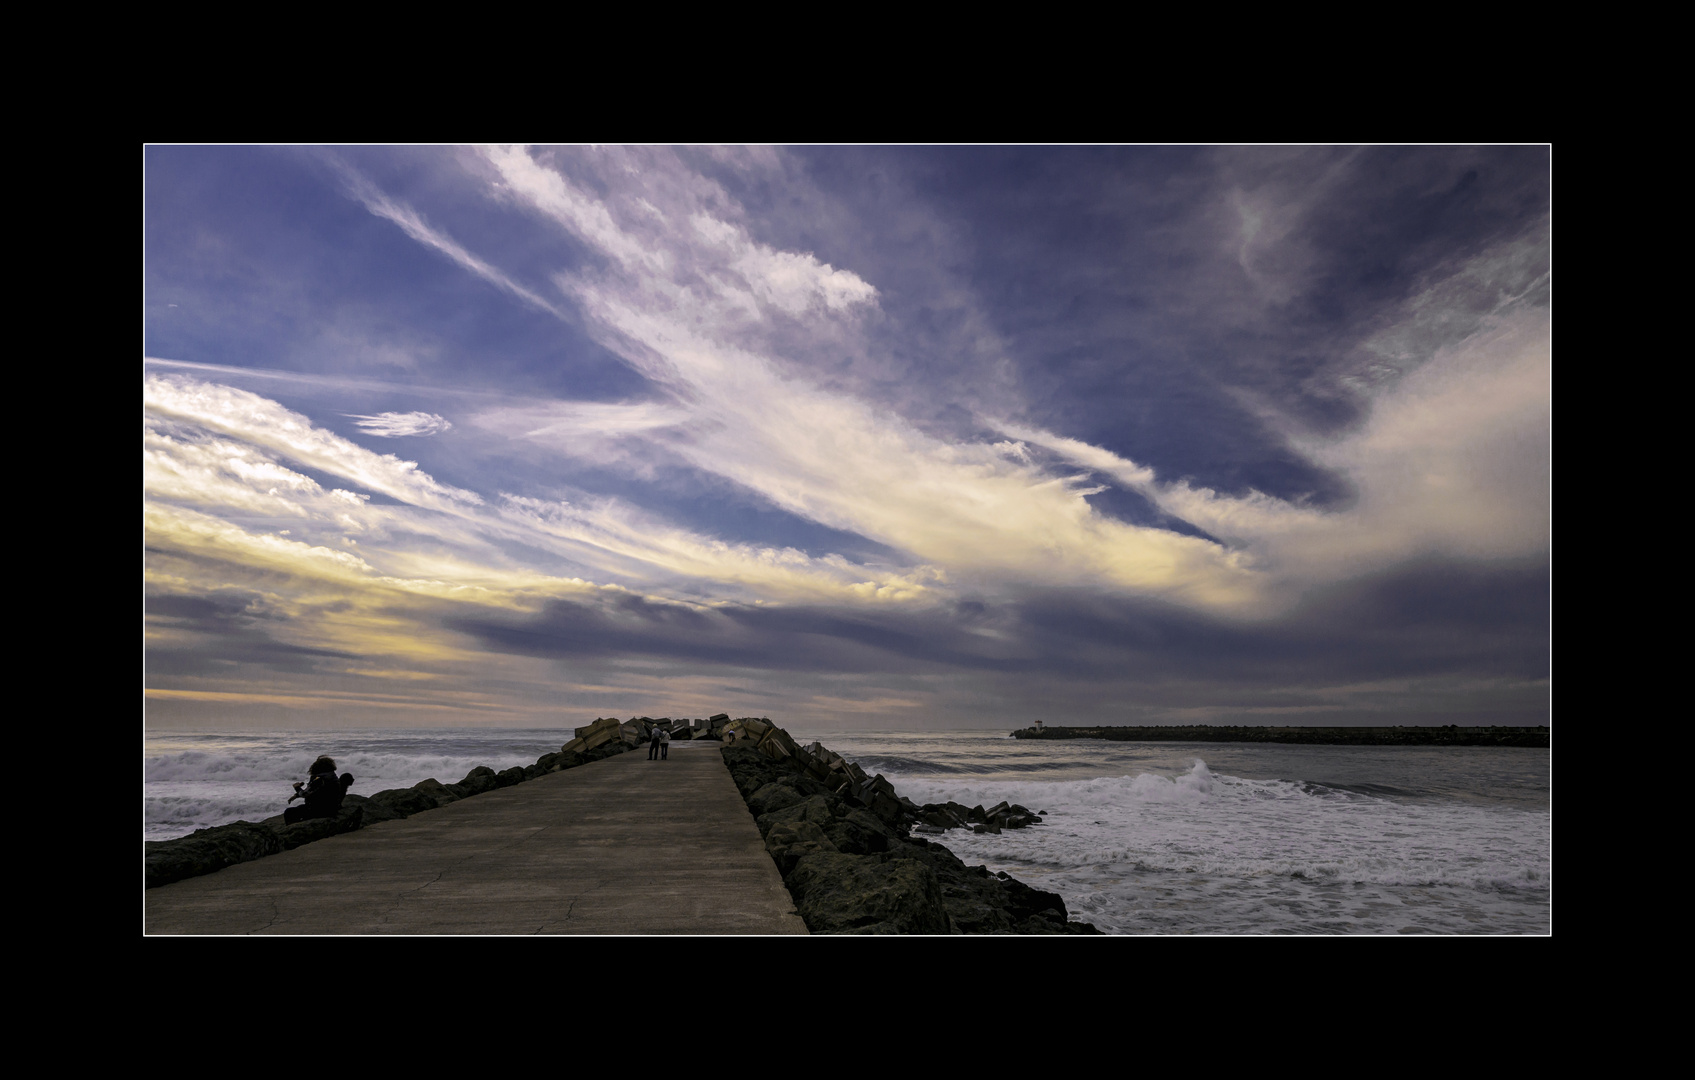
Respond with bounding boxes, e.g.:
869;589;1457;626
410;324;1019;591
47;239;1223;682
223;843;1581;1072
144;146;1550;731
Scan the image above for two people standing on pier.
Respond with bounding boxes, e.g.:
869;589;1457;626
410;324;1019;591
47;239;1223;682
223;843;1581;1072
648;723;670;761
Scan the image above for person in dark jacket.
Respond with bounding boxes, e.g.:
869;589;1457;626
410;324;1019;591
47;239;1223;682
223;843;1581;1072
284;755;354;824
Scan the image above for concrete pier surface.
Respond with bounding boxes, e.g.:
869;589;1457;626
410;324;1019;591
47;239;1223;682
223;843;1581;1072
145;741;809;935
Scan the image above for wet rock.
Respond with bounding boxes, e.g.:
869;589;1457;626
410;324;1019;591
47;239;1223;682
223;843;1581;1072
786;852;951;934
824;808;897;856
340;792;402;826
747;781;810;818
757;794;835;836
145;821;284;889
764;820;839;875
722;739;1100;935
276;803;365;849
452;766;499;798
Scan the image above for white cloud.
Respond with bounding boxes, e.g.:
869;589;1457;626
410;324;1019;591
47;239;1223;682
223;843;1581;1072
497;494;941;604
482;146;876;332
348;411;454;438
473;400;688;441
144;426;321;517
144;372;948;610
316;148;1546;621
479;145;664;275
328;155;566;319
991;440;1032;464
689;212;878;316
469;146;1267;609
145;374;482;512
1004;305;1551;600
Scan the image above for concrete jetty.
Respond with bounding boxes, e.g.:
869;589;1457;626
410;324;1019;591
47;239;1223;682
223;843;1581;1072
145;741;808;935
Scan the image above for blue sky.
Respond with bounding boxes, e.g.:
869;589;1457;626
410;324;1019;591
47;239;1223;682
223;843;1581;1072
144;146;1550;729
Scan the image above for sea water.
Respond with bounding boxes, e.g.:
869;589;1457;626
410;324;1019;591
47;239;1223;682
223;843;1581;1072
144;727;1551;934
792;729;1551;935
143;729;579;843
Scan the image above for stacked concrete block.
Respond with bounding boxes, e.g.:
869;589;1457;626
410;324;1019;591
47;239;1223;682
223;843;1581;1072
563;716;623;754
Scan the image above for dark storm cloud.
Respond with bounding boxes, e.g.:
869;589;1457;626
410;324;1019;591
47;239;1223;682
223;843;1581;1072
449;593;1018;675
144;589;362;677
447;555;1548;706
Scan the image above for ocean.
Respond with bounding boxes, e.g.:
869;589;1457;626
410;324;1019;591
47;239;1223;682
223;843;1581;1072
144;726;1551;935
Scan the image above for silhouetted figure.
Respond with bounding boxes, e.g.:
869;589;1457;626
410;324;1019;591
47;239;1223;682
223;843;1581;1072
285;755;354;824
649;725;663;760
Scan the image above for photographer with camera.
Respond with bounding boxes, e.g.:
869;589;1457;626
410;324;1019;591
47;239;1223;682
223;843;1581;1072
284;755;355;825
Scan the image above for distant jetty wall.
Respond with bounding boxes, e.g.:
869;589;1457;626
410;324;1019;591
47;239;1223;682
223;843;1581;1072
1012;724;1549;747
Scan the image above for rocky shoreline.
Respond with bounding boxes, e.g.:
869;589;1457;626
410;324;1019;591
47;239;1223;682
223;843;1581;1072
1013;724;1550;747
144;717;649;889
720;719;1097;934
146;714;1097;934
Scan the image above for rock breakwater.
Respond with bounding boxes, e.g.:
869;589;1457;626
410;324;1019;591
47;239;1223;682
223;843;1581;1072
147;713;1104;934
720;719;1098;934
143;714;735;889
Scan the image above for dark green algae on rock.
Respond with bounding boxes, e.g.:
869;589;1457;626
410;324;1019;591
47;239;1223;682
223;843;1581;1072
721;743;1099;935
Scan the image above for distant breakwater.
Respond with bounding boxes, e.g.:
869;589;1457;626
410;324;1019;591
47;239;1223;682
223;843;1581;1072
1012;724;1550;747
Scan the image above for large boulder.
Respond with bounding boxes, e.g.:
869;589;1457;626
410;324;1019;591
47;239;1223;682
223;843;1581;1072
451;766;499;798
823;808;897;856
785;852;952;934
275;803;365;849
747;780;810;818
567;716;623;753
364;777;459;818
412;778;461;806
757;793;835;836
145;821;284;889
763;820;839;875
722;737;1098;934
341;792;404;826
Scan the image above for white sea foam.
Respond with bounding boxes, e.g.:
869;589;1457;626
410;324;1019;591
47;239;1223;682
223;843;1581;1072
143;729;576;841
874;749;1550;933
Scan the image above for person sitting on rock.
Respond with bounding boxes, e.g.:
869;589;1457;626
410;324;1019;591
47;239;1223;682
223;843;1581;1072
285;755;355;824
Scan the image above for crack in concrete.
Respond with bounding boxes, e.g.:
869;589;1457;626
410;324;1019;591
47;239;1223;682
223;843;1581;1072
412;871;445;891
372;871;446;931
534;896;580;934
252;895;281;934
468;824;550;858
